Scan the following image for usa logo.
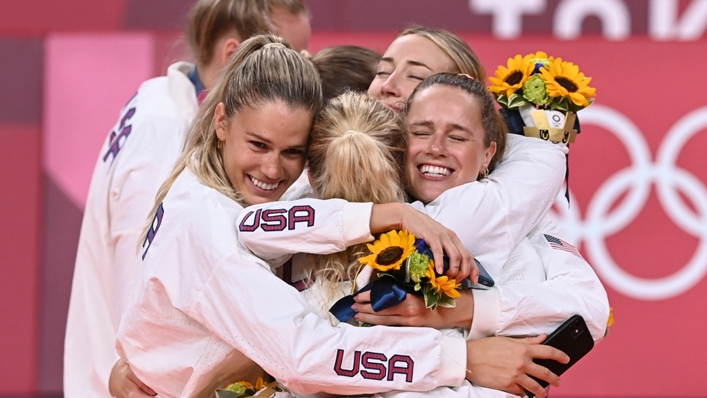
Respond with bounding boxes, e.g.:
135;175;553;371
239;205;315;232
333;349;414;382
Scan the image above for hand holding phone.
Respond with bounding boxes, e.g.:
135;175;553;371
526;315;594;397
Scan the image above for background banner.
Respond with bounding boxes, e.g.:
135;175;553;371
1;0;705;396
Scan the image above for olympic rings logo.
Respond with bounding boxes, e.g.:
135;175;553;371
551;104;707;301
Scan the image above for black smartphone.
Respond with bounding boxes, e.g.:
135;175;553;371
526;315;594;397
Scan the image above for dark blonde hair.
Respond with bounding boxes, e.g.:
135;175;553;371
406;73;507;178
141;34;322;244
399;26;486;81
307;92;406;285
187;0;307;66
311;46;381;101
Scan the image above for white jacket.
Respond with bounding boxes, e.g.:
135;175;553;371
236;135;609;397
117;168;468;398
63;62;198;398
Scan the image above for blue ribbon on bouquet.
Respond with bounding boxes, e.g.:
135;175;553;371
329;277;408;323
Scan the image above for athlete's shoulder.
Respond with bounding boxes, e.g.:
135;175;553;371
164;168;243;223
132;61;197;120
141;169;243;261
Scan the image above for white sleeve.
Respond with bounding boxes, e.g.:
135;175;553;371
235;198;374;262
109;115;185;317
417;135;567;273
188;245;467;395
469;215;610;342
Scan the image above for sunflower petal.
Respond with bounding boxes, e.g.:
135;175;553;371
569;92;589;107
380;233;390;247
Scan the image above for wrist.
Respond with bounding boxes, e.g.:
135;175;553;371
370;203;404;233
440;290;474;330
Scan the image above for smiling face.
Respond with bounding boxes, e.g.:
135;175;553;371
404;85;496;204
367;34;456;113
214;100;312;205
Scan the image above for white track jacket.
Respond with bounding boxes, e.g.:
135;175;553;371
236;135;609;397
116;168;468;398
64;62;198;398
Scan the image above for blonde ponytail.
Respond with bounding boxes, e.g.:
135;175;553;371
306;91;406;285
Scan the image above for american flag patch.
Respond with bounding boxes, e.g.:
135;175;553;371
544;234;584;259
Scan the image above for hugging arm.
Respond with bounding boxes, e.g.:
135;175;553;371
235;199;373;261
469;215;611;342
416;134;566;276
184;248;467;395
357;215;610;343
236;199;475;279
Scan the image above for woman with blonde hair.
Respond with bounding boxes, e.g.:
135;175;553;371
116;34;514;398
368;26;485;113
238;74;607;397
66;1;312;397
299;91;408;314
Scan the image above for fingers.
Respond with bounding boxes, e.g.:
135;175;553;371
466;254;478;283
351;300;406;317
523;333;548;345
128;388;157;398
354;312;405;326
436;230;472;281
351;302;375;315
524;360;561;388
527;343;570;365
515;375;548;398
126;368;157;396
353;291;371;303
431;237;445;274
443;238;460;278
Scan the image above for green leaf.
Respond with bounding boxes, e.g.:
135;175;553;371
424;292;439;310
216;386;256;398
495;94;510;108
216;390;240;398
438;294;456;309
507;93;530;109
549;97;568;112
423;284;440;310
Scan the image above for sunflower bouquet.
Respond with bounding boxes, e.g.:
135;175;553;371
489;51;596;145
216;377;287;398
217;378;264;398
358;230;461;310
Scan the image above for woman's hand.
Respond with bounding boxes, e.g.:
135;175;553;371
465;335;569;398
352;290;474;330
108;358;156;398
370;203;478;282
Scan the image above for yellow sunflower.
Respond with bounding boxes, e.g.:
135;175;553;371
359;230;415;272
425;264;462;298
526;51;550;62
489;54;535;97
540;57;596;107
255;377;266;391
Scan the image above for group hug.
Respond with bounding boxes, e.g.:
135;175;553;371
63;1;610;397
